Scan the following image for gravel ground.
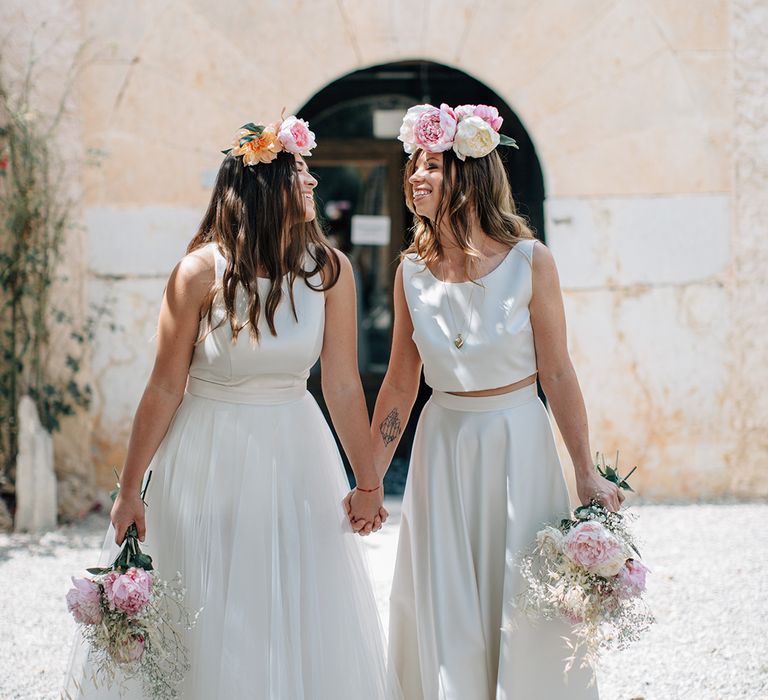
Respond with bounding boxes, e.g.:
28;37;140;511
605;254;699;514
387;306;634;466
2;502;767;699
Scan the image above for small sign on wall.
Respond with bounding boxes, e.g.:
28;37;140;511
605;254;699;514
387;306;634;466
351;215;391;246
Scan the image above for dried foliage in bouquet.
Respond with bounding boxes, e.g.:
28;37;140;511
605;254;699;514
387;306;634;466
65;472;197;698
517;453;654;677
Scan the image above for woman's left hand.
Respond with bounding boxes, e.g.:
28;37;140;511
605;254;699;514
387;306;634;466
576;472;625;512
342;490;388;535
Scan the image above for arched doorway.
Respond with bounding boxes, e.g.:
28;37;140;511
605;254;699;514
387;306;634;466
299;60;545;493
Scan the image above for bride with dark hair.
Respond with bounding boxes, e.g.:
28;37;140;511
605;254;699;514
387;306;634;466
65;117;397;699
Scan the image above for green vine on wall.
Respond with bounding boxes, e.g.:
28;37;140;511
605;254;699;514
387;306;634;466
0;49;98;494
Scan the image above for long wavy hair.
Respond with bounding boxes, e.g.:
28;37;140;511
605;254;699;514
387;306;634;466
403;148;534;272
187;151;340;343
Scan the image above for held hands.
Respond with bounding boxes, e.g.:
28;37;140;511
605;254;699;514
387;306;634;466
343;488;389;536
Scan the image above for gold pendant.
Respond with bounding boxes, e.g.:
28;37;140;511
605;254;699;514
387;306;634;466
454;334;464;349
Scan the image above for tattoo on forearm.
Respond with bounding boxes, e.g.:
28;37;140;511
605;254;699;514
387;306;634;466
379;408;402;446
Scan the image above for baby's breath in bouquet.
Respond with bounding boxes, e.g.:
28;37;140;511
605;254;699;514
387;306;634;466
65;471;197;699
517;453;654;677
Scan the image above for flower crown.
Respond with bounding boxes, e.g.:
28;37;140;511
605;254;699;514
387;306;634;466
222;115;317;166
399;103;518;161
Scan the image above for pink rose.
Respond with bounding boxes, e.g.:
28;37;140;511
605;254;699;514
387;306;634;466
472;104;504;132
111;632;146;665
562;521;627;577
399;103;457;154
66;577;103;625
104;567;152;615
278;116;316;156
616;558;649;599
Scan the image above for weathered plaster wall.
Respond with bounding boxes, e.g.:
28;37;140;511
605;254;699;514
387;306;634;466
725;0;768;497
16;0;761;498
0;0;95;516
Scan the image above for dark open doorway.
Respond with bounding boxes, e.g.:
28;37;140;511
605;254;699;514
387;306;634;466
300;61;546;493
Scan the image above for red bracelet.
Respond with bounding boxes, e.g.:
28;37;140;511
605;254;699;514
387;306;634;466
356;483;382;493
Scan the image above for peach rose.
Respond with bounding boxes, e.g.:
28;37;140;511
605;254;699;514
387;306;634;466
231;125;282;165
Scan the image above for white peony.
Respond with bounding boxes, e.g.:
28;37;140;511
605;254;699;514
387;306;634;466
452;115;500;160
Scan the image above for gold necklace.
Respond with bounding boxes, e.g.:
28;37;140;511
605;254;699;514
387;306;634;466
439;258;476;349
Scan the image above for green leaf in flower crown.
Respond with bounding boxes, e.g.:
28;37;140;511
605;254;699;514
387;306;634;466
499;134;519;149
239;134;259;146
221;148;233;155
240;123;264;134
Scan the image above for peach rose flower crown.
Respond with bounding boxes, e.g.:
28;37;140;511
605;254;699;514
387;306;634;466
222;115;317;166
398;103;518;161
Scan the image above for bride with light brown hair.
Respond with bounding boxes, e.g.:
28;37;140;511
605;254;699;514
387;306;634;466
347;103;621;698
65;117;397;699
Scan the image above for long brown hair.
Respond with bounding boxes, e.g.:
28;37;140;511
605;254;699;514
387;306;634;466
403;148;534;270
187;151;340;342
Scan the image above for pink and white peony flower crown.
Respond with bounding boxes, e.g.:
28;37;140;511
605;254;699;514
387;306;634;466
222;115;317;166
399;103;518;161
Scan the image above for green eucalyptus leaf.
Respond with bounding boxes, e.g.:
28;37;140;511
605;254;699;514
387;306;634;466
499;134;519;148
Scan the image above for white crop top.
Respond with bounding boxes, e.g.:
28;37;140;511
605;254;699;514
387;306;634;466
402;238;537;392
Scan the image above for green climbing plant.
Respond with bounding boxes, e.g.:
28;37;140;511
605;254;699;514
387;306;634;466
0;48;98;495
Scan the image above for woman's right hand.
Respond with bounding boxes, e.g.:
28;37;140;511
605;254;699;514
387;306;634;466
110;493;146;545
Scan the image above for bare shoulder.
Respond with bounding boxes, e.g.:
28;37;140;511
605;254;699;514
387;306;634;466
167;247;215;302
529;240;563;303
323;248;355;301
531;240;559;276
329;247;354;276
395;258;406;280
326;247;353;283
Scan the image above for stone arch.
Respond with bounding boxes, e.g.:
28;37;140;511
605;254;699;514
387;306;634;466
297;59;547;241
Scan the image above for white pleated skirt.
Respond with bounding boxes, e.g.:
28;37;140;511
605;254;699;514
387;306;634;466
389;383;598;700
64;385;399;699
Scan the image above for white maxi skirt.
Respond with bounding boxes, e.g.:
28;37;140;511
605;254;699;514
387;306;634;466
389;382;598;699
64;383;399;699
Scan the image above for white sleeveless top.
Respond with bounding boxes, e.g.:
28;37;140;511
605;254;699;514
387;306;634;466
187;242;325;403
402;238;537;393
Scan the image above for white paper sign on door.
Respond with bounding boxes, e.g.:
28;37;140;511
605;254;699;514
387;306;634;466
351;215;391;246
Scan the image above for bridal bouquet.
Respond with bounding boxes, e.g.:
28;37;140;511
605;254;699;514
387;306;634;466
518;454;654;675
66;472;196;699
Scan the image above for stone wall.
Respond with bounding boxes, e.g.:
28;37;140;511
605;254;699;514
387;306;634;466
4;0;764;500
0;0;96;517
726;0;768;497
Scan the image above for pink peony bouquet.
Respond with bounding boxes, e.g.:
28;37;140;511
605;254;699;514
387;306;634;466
517;454;654;676
66;471;196;699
